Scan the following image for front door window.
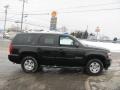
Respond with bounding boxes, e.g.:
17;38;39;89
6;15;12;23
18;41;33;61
60;36;74;46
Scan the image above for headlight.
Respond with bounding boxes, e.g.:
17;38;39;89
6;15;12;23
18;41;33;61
107;52;111;58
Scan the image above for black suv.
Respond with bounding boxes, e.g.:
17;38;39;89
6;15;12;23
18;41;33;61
8;33;111;75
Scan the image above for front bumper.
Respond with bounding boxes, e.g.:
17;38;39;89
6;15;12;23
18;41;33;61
8;54;20;64
104;59;112;70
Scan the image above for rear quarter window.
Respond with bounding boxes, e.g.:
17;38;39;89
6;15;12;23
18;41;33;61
12;34;39;45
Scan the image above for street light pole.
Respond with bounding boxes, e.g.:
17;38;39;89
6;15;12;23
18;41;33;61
21;0;25;32
3;5;9;37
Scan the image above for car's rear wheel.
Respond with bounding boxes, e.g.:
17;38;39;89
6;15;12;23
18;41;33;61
85;59;103;75
21;56;39;73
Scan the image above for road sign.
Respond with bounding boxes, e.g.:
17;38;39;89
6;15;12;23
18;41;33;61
50;11;57;30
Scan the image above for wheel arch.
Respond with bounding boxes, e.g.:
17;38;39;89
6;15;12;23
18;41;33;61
20;51;39;63
85;54;106;68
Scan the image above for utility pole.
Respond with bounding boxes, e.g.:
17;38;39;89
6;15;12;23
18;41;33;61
3;5;9;37
20;0;25;32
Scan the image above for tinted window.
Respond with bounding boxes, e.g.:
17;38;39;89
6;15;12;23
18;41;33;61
60;36;74;46
40;35;56;46
13;34;39;45
44;38;54;45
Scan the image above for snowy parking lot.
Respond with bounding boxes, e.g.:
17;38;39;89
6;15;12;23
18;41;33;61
80;40;120;52
0;39;120;90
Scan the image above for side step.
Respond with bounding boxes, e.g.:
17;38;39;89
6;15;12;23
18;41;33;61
41;65;83;69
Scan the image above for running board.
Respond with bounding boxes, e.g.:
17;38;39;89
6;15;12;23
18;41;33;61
41;65;83;69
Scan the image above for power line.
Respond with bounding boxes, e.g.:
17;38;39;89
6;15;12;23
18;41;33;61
18;2;120;15
0;2;119;15
0;19;49;28
23;22;49;28
0;7;119;17
59;7;120;14
62;2;120;10
22;1;120;13
5;7;120;15
24;13;49;15
0;2;119;16
72;0;118;2
0;11;49;15
0;12;49;16
0;12;4;13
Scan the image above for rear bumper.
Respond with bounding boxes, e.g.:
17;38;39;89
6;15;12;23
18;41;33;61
104;59;112;70
8;54;20;64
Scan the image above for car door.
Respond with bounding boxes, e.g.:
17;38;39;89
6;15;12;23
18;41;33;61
58;35;85;66
38;34;60;65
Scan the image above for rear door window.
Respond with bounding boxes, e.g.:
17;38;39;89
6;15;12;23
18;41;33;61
39;35;57;46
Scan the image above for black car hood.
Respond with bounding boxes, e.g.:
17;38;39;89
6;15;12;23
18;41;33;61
84;44;110;52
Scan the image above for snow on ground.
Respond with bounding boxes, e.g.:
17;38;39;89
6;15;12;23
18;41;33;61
80;40;120;52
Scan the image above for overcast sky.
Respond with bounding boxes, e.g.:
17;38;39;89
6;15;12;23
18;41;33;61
0;0;120;39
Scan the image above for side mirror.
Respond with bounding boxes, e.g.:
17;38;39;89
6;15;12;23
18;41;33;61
74;42;79;48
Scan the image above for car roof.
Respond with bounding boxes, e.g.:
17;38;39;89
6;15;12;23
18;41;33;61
17;32;70;36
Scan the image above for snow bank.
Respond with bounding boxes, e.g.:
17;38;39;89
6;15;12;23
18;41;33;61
80;40;120;52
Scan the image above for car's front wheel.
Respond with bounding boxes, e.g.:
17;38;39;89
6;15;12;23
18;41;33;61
21;56;39;73
85;59;103;75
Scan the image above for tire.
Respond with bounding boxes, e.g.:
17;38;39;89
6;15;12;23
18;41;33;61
85;59;103;75
21;56;39;73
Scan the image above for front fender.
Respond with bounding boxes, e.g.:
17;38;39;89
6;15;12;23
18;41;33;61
85;51;108;60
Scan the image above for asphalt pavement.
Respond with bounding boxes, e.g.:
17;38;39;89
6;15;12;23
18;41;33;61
0;40;120;90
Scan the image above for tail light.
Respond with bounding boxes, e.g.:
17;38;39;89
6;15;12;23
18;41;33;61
9;42;13;54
